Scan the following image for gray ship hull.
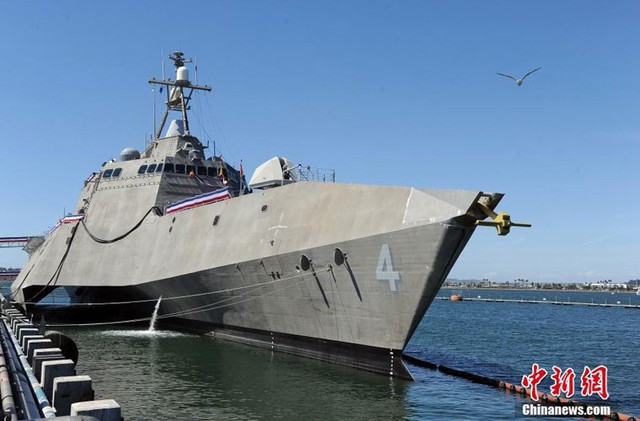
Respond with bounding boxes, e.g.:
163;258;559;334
13;182;496;378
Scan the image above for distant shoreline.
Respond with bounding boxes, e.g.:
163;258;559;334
441;286;637;294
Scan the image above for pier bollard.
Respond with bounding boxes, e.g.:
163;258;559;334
71;399;121;421
52;375;93;416
22;334;44;351
41;359;75;400
26;339;53;364
33;348;64;381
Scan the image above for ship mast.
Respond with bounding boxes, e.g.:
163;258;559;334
149;51;212;139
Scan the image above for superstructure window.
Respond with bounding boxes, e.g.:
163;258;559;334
113;168;122;177
175;164;185;174
138;165;148;174
207;167;216;177
103;169;113;178
156;163;164;173
164;163;174;173
186;165;195;175
147;164;157;173
197;166;206;176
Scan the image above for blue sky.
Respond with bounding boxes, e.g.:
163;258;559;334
1;1;638;283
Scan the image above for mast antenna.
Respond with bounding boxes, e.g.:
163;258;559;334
148;51;212;139
152;86;156;141
161;49;165;80
195;56;199;85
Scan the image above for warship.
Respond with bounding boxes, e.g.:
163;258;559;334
11;52;529;379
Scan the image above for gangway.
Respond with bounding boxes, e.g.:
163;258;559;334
0;237;31;248
0;236;45;255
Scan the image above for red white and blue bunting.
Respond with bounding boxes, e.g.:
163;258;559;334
49;214;85;234
166;187;231;214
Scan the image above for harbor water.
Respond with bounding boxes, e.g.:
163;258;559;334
17;289;640;419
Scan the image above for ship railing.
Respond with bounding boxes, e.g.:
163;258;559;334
293;165;336;183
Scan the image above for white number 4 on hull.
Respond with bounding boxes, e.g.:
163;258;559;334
376;244;400;292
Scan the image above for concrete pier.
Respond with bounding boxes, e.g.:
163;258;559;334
42;359;76;400
53;375;94;416
33;347;65;381
71;399;122;421
26;338;53;363
18;328;39;345
21;333;43;350
0;295;123;420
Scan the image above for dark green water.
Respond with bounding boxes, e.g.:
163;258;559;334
54;289;639;420
68;329;410;420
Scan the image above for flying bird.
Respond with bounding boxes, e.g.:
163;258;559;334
496;67;542;86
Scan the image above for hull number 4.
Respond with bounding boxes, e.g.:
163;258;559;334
376;244;400;292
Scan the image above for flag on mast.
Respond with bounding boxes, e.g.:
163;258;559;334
218;157;227;185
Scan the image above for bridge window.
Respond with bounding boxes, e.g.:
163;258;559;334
197;166;206;176
207;167;216;177
103;169;113;178
175;164;185;174
186;165;195;175
138;165;148;174
113;168;122;177
164;163;174;173
156;163;164;173
147;164;157;173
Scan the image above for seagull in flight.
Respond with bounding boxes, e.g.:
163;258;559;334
496;67;542;86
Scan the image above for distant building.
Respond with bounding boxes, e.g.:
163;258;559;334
586;281;629;290
628;279;640;288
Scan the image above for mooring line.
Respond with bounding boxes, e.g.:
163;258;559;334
20;268;329;307
46;271;315;327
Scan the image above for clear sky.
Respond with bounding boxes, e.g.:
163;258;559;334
0;1;638;283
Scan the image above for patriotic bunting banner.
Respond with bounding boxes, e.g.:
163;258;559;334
49;214;85;234
166;187;231;214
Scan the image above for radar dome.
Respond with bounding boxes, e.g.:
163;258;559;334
120;148;141;161
176;66;190;86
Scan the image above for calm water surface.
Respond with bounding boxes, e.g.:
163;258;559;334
53;289;639;420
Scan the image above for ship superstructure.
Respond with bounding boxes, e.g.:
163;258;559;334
12;52;529;378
